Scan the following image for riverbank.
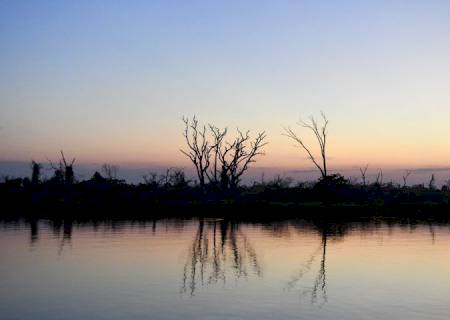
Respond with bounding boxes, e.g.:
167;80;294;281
2;174;449;220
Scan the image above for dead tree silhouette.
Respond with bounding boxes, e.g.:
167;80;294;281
208;125;228;186
181;117;211;189
375;168;383;185
181;117;267;189
359;165;369;186
101;164;118;180
218;129;267;189
402;170;412;187
284;112;329;179
48;151;76;184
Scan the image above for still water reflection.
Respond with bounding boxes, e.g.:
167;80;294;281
181;220;262;296
1;218;450;319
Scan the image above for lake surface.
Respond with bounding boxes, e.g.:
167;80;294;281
1;218;450;320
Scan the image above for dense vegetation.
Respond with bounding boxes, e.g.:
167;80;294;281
1;166;449;219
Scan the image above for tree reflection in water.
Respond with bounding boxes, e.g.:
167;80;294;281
29;219;39;246
19;218;441;303
286;221;348;305
27;219;73;255
48;220;73;256
58;220;73;256
181;219;262;296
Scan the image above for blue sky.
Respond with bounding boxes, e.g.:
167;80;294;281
1;0;450;174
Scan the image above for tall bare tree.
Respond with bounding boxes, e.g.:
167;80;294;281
208;125;228;186
402;170;412;187
375;168;383;185
101;163;118;180
284;112;329;179
181;117;267;189
219;129;267;189
48;151;76;184
359;165;369;186
181;116;211;189
60;151;76;184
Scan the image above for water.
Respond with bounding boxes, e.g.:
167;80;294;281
1;218;450;320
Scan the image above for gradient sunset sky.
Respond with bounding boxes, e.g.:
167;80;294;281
1;0;450;171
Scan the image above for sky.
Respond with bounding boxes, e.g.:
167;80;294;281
1;0;450;179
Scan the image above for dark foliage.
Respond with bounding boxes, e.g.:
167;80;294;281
1;162;450;220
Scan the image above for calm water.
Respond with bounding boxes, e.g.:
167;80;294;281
1;218;450;320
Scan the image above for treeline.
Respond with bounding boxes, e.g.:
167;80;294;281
1;157;449;218
1;114;450;217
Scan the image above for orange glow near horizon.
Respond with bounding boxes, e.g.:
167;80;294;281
2;2;450;171
3;124;449;171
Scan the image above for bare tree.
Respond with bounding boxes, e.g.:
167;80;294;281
60;151;76;184
402;170;412;187
142;172;161;187
160;167;189;187
208;125;228;186
375;168;383;185
101;163;118;180
219;129;267;189
181;117;267;189
284;112;329;179
181;117;211;189
359;165;369;186
48;159;64;183
48;151;76;184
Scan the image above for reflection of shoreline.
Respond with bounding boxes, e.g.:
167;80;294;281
181;219;262;296
17;217;443;303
